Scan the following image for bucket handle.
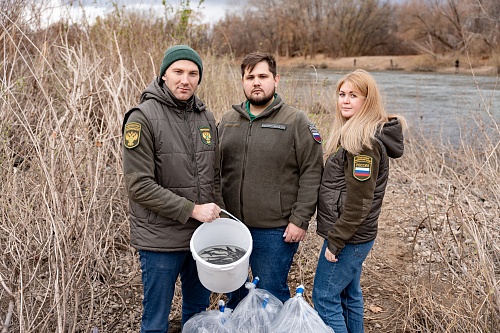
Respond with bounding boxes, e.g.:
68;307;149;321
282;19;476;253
221;209;243;224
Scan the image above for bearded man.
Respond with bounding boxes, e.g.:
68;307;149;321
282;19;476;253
218;52;323;308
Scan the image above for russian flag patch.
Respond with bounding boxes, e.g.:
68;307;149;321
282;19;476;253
353;155;372;181
308;124;322;143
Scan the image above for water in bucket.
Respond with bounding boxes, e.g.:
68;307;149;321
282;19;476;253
198;245;246;265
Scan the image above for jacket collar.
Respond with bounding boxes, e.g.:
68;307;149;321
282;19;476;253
233;93;284;120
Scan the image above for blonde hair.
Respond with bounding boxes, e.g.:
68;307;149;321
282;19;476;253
325;69;405;156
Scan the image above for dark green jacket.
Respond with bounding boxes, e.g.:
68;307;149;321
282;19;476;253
122;78;221;252
316;118;404;255
218;94;323;229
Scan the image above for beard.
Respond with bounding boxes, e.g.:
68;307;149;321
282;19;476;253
245;88;275;106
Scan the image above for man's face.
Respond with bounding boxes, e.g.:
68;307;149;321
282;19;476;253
162;60;200;101
242;61;279;106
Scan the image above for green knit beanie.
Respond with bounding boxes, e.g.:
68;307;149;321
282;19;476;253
159;45;203;84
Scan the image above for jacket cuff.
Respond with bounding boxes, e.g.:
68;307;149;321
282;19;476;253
327;242;339;256
327;231;345;255
178;199;194;224
289;215;309;230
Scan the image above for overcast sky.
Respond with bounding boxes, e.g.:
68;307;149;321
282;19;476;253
41;0;244;26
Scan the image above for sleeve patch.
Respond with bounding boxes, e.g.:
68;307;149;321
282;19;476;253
308;123;322;143
353;155;372;181
124;122;141;149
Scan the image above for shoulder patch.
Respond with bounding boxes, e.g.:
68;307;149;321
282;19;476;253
199;126;212;146
353;155;372;181
308;123;322;143
124;122;141;149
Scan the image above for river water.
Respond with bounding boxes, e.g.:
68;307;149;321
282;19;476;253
280;69;499;146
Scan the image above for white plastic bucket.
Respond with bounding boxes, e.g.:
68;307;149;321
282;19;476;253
190;217;252;293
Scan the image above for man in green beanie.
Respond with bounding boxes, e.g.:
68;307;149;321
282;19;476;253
122;45;223;332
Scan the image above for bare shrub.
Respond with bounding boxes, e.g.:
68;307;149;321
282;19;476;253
384;115;500;331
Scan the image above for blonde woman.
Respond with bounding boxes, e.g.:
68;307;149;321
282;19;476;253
312;69;407;333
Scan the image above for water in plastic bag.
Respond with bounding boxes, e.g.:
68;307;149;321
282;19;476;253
182;300;234;333
230;277;283;333
270;285;334;333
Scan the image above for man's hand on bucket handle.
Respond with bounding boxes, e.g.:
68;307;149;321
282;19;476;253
191;203;221;223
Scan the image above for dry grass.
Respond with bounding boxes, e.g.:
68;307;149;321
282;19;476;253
382;137;500;332
0;6;499;333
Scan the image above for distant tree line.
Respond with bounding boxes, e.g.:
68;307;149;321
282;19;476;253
207;0;500;58
2;0;499;60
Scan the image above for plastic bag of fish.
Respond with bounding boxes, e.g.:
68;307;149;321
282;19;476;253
230;277;283;333
182;300;234;333
270;285;334;333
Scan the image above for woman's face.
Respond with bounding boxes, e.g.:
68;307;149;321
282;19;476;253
338;81;366;119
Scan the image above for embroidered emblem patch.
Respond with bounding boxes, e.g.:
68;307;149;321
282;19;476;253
353;155;372;181
124;122;141;149
308;124;322;143
199;126;212;146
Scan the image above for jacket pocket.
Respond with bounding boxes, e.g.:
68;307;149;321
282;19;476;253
244;184;282;220
130;202;162;225
130;202;150;220
338;191;345;216
318;185;341;218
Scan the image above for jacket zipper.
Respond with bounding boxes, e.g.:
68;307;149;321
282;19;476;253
185;109;201;203
239;120;252;219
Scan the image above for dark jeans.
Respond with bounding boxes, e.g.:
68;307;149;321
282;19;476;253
312;239;374;333
138;250;211;333
226;226;299;309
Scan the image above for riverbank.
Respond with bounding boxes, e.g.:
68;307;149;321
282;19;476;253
277;54;499;76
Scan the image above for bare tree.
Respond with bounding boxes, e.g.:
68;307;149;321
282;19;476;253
329;0;396;56
211;0;498;59
399;0;480;55
464;0;500;53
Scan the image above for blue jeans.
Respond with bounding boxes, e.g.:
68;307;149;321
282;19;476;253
312;239;374;333
138;250;211;333
226;227;299;308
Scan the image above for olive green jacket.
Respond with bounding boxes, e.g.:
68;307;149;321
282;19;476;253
122;78;221;252
218;94;323;230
